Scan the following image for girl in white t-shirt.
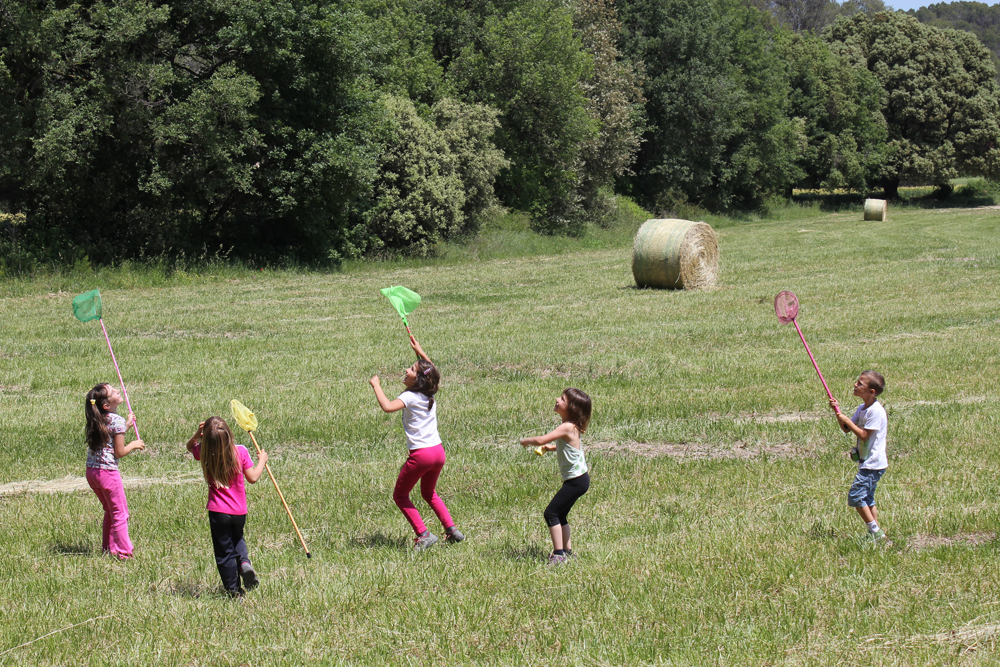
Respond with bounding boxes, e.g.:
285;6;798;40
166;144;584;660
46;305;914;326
370;335;464;551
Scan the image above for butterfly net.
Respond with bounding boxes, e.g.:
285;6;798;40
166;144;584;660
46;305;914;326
774;291;799;325
230;399;258;433
72;289;103;322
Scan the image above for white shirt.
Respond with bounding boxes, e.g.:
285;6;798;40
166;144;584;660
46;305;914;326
852;400;888;470
398;391;441;451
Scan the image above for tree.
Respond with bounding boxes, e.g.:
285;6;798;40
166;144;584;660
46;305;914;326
618;0;805;211
826;11;1000;198
0;0;382;264
780;31;887;191
365;95;507;255
573;0;647;223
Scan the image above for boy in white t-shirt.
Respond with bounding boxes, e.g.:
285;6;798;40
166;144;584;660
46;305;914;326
830;370;888;541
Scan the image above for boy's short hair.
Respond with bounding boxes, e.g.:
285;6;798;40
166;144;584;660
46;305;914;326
860;370;885;396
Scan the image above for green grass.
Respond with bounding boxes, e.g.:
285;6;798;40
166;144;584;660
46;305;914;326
2;202;1000;665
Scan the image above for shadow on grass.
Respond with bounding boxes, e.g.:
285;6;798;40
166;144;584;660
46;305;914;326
495;542;549;563
349;532;409;550
49;542;97;556
163;580;213;599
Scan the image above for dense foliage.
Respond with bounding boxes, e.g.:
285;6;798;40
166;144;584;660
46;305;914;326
911;1;1000;71
1;0;999;267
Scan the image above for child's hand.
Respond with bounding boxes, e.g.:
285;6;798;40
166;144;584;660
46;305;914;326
519;438;533;448
125;412;136;429
410;336;428;360
132;440;145;451
829;398;842;415
369;375;381;389
835;411;852;427
191;421;205;441
258;450;268;466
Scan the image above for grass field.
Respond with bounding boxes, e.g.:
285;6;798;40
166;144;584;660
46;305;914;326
2;198;1000;665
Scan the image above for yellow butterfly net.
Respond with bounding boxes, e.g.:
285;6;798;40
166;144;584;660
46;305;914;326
230;399;258;433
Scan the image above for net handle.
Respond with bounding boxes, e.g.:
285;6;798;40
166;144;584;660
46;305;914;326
99;319;140;440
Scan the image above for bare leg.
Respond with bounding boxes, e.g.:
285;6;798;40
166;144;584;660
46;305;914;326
870;504;878;524
549;524;564;552
856;505;875;524
563;524;572;552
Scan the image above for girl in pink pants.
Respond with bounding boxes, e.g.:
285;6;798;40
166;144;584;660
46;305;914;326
85;383;145;558
370;335;464;551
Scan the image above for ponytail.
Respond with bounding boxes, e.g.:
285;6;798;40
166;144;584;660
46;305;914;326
85;384;112;452
410;359;440;410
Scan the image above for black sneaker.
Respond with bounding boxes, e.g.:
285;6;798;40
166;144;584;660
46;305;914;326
445;527;465;543
240;561;259;591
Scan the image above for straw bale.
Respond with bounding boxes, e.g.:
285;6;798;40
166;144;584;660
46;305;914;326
864;198;887;221
632;218;719;289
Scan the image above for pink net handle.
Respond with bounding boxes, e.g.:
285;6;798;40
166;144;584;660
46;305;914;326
774;291;799;324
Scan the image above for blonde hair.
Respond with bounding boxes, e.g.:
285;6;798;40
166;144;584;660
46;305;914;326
199;417;241;489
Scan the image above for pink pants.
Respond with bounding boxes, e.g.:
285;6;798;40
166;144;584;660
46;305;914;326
86;468;133;558
393;444;454;536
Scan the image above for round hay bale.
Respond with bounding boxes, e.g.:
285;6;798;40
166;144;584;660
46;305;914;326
864;198;887;221
632;218;719;289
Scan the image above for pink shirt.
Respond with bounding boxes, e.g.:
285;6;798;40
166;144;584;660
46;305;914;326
191;444;254;515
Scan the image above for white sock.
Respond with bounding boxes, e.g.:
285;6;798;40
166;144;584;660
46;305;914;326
866;521;879;533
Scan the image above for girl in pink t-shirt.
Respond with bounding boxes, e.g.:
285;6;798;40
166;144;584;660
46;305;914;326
187;417;267;597
370;335;464;551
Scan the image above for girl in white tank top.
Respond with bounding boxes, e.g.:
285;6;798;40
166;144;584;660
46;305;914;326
520;388;592;565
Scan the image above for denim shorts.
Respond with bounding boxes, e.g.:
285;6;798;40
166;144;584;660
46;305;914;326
848;468;885;507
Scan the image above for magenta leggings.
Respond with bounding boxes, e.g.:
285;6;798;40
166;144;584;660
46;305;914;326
393;444;454;536
86;468;134;558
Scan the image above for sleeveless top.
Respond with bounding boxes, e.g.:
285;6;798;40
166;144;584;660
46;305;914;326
556;437;588;481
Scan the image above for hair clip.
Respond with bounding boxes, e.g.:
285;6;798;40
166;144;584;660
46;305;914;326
423;367;432;376
90;399;96;405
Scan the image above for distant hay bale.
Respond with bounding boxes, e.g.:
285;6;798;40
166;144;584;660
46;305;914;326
864;198;887;221
632;219;719;289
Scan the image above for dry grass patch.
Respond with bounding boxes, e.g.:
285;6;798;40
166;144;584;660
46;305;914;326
906;532;996;550
0;472;203;496
588;439;816;460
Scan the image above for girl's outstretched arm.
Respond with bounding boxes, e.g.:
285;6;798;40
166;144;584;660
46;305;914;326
410;335;430;363
520;422;575;452
114;434;144;458
370;376;405;413
245;450;268;483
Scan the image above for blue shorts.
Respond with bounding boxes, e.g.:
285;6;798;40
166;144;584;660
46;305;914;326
848;468;885;507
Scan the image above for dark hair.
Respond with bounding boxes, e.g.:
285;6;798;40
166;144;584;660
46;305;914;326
860;370;885;396
562;387;592;433
199;417;241;489
85;383;113;452
410;359;440;410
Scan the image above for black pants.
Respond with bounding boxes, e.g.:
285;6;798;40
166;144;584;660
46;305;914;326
208;511;250;593
543;473;590;527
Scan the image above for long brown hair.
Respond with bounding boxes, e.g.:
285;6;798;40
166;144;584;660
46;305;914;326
85;383;113;452
200;417;241;489
410;359;440;410
563;387;592;433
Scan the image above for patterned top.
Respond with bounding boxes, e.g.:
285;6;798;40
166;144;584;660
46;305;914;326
86;412;127;471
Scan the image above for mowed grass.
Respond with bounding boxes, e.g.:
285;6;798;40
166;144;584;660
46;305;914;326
2;204;1000;665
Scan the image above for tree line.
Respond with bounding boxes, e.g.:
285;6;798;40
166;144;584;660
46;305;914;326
1;0;999;266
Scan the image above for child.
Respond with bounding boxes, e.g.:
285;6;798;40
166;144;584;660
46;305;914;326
369;335;464;551
520;388;592;565
85;383;144;559
830;371;888;541
186;417;267;597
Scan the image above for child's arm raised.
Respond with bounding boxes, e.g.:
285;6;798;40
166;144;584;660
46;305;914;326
410;335;430;363
370;376;406;413
245;450;268;484
520;422;576;453
114;412;144;457
186;422;204;455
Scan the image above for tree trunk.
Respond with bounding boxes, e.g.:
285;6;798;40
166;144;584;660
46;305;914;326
881;176;900;200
